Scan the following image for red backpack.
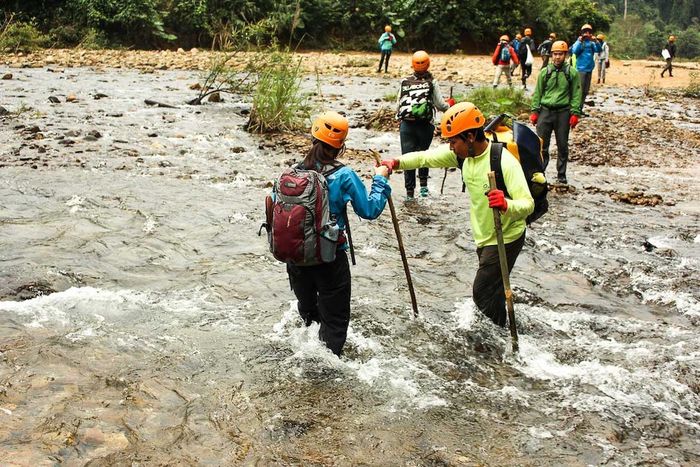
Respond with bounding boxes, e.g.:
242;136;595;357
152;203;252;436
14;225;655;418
260;163;344;266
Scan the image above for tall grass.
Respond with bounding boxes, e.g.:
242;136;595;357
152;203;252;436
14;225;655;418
684;72;700;98
456;86;531;119
247;50;312;133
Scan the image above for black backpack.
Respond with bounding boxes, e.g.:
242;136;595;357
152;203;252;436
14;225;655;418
457;115;548;225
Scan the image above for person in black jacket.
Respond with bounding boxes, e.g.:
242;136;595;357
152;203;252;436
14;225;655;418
519;27;536;89
661;35;677;78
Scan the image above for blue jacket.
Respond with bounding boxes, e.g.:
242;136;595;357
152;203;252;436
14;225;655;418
326;167;391;246
571;38;602;72
378;32;397;52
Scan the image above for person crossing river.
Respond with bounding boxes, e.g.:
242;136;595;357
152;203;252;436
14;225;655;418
381;103;534;327
272;112;392;356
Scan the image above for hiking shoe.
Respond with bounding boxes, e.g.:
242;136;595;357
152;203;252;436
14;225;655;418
420;186;429;197
557;177;568;185
406;190;415;202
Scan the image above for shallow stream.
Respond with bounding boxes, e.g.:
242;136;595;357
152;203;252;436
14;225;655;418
1;68;699;465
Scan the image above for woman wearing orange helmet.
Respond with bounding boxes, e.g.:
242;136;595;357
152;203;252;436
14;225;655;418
380;103;534;327
395;50;451;199
377;25;397;73
281;111;392;355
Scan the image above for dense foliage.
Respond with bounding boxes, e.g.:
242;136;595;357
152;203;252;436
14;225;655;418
2;0;699;58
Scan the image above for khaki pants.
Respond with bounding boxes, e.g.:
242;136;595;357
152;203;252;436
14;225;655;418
493;65;512;87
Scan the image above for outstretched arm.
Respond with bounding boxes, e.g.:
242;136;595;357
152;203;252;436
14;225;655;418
342;170;391;220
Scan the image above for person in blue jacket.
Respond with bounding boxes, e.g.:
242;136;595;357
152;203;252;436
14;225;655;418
286;111;391;356
571;23;602;114
377;25;397;73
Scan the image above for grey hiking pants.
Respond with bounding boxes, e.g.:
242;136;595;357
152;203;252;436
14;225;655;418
578;71;593;111
473;232;526;327
536;106;571;181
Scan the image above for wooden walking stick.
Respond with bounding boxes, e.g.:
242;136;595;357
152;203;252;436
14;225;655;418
487;172;519;352
370;150;418;317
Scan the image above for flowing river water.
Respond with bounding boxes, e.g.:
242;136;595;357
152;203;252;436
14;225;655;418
1;67;699;465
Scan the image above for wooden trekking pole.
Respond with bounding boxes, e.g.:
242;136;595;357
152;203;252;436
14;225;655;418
487;172;519;352
370;150;418;317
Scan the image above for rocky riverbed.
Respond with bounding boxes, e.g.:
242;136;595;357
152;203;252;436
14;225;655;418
1;61;699;465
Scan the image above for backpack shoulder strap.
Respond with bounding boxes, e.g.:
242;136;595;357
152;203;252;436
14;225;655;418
323;162;345;177
489;142;511;198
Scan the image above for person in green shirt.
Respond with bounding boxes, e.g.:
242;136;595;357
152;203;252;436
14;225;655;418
381;102;534;327
529;40;582;185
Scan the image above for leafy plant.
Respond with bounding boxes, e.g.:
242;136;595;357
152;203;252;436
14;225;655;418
247;50;313;133
458;86;531;119
683;72;700;98
0;17;47;53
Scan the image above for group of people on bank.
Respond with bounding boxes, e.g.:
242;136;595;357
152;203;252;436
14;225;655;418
267;23;679;357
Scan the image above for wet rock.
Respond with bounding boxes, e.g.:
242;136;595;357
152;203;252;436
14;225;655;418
231;147;246;153
144;99;177;109
66;93;78;102
48;96;61;103
177;48;185;54
189;82;202;90
93;93;108;100
207;92;222;103
190;48;199;54
2;73;12;80
0;106;9;116
65;130;80;137
8;281;57;301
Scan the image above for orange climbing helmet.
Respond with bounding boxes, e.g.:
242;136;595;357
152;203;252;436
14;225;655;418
551;41;569;53
597;34;605;40
441;102;485;138
412;50;430;72
581;24;593;32
669;35;676;42
524;27;532;36
311;111;348;149
500;35;510;42
385;25;392;33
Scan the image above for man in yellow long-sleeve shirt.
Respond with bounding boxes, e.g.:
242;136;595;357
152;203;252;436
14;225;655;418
381;102;534;326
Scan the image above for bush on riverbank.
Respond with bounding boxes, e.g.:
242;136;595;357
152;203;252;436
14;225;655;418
0;19;46;53
458;87;531;120
247;50;312;133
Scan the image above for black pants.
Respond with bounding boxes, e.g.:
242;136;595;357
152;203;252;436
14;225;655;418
578;71;592;111
661;58;673;76
378;50;392;72
472;232;526;327
287;251;351;355
400;119;434;194
541;55;550;69
521;64;532;84
536;107;571;181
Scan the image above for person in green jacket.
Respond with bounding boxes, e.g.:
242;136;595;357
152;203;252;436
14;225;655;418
529;40;582;185
381;102;534;327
